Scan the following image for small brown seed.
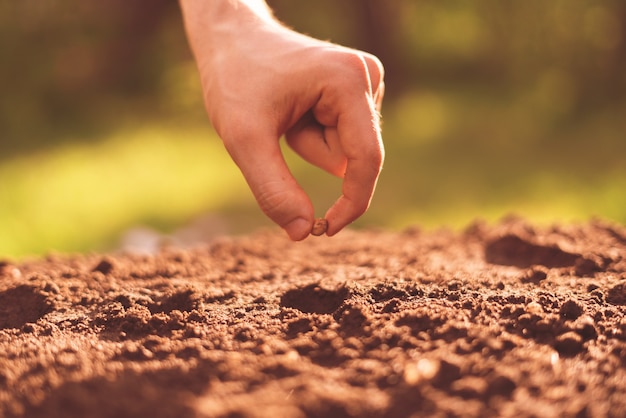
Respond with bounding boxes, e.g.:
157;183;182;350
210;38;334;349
311;218;328;236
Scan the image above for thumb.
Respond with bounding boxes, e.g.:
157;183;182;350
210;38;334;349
221;125;314;241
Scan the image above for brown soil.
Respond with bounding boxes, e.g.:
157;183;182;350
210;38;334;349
1;217;626;418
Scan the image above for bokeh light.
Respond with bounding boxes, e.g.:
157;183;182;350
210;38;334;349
1;0;625;258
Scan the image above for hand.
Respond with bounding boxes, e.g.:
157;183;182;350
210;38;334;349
181;0;384;240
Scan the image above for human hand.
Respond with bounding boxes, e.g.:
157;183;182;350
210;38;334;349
181;0;384;240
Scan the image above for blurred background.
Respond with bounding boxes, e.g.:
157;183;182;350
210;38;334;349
1;0;625;258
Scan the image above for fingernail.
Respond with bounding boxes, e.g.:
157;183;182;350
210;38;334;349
284;218;311;241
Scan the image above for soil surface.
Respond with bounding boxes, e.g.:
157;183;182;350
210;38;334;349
1;217;626;418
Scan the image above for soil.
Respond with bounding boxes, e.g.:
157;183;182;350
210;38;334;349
1;216;626;418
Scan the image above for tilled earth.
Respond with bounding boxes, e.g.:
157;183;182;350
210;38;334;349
1;217;626;417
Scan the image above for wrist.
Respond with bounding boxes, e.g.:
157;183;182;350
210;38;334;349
180;0;277;48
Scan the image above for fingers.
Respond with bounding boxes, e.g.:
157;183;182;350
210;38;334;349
324;98;384;236
221;123;315;241
361;52;385;104
285;112;347;178
285;51;384;236
309;52;384;236
375;80;385;114
363;53;385;116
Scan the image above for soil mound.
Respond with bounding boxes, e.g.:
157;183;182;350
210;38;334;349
1;218;625;417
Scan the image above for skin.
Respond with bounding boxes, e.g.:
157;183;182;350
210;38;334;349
179;0;385;240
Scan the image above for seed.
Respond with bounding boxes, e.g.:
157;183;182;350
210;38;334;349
311;218;328;236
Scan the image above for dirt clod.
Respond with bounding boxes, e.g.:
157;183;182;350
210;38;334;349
554;331;585;357
560;299;584;320
92;257;115;275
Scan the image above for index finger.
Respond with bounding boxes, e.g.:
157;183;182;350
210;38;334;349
324;92;384;235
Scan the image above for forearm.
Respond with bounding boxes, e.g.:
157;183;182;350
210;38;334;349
180;0;277;63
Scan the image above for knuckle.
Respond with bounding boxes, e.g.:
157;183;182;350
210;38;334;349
330;52;370;87
340;51;385;87
363;52;385;83
326;50;385;100
371;147;385;170
351;197;371;218
362;132;385;169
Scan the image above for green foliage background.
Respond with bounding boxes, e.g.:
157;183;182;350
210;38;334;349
1;0;625;258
